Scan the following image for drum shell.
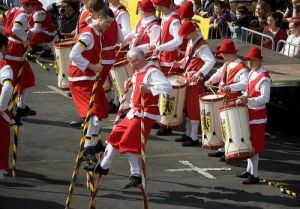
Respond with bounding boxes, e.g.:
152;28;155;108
110;60;134;108
219;104;254;160
199;93;225;150
54;39;76;90
159;75;187;127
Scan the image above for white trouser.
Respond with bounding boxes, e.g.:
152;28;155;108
84;115;101;148
246;153;259;177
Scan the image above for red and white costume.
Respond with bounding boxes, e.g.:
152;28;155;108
0;56;13;174
76;5;92;35
28;4;56;48
156;11;183;74
124;15;160;54
111;3;131;37
181;37;215;121
246;67;271;153
4;8;35;94
68;23;109;120
99;60;171;176
208;58;248;99
100;20;123;85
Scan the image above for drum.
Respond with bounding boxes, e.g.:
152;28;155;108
53;39;76;90
159;74;187;127
110;59;134;109
102;76;111;93
219;104;254;161
199;93;225;150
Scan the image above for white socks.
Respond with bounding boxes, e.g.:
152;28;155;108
17;94;26;109
0;170;5;180
100;143;118;170
84;115;101;148
185;118;191;136
246;154;259;177
190;120;200;141
127;153;141;175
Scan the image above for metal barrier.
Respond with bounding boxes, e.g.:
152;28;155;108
239;27;275;51
276;39;300;59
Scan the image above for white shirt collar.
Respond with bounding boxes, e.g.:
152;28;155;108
163;11;177;20
89;23;101;36
141;16;156;27
137;61;155;73
228;58;242;69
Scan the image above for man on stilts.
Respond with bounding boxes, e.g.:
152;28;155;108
86;47;171;188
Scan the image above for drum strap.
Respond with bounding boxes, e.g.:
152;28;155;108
133;19;159;47
183;38;203;73
221;61;230;85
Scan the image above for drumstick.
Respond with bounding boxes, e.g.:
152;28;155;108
168;63;175;74
208;86;217;96
116;43;123;57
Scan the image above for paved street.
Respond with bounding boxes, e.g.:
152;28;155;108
0;61;299;209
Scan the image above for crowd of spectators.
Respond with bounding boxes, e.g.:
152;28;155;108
196;0;300;58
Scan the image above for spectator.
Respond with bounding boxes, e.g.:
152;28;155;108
280;18;300;57
263;12;288;50
228;5;250;40
284;0;300;21
198;0;215;18
249;19;264;45
57;2;79;39
254;1;270;32
209;1;231;38
229;0;258;13
261;0;288;12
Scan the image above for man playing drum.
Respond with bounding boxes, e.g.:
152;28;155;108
174;21;216;146
68;8;114;163
152;0;183;136
122;0;160;55
204;39;248;161
86;47;172;188
236;47;271;184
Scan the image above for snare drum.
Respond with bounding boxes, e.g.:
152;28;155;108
199;93;225;149
110;59;134;109
54;39;76;90
219;104;254;160
159;74;187;127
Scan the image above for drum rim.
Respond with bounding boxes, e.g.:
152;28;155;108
167;73;188;88
113;58;129;67
54;39;76;48
219;103;247;111
199;92;226;102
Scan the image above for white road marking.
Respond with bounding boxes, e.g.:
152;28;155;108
32;91;57;94
47;85;72;99
165;160;231;179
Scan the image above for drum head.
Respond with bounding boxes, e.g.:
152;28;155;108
54;39;76;48
167;74;187;88
200;92;225;102
219;103;247;112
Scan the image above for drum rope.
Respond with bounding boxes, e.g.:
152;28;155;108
27;52;52;72
260;179;300;200
224;101;235;157
140;92;149;209
65;72;101;209
8;48;28;178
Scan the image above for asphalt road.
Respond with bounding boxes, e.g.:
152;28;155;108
0;59;299;209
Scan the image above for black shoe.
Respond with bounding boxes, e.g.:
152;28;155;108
236;171;250;178
123;174;142;189
175;134;191;142
109;103;119;114
182;138;200;146
83;147;98;163
40;49;53;58
208;151;225;157
70;118;85;127
94;163;109;175
29;46;43;54
243;175;259;184
93;140;106;154
152;122;160;129
15;106;36;118
84;163;96;171
219;154;226;162
156;127;172;136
